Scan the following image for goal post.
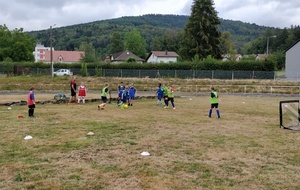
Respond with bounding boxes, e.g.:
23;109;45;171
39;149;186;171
279;100;300;130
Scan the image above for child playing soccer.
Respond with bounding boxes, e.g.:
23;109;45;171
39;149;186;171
167;84;176;109
209;86;220;118
98;83;110;110
163;83;169;108
128;83;137;106
119;86;129;108
156;83;163;106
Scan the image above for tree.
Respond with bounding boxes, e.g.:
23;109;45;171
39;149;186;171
110;32;124;54
220;31;235;55
79;42;95;63
124;28;147;58
0;25;35;61
180;0;222;60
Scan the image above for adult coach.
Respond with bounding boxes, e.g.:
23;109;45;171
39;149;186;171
69;76;77;104
209;86;220;118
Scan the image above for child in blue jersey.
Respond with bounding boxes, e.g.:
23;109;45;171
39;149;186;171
119;86;129;108
117;81;125;104
129;83;137;106
156;83;163;106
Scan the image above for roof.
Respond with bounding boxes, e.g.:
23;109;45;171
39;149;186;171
110;50;144;62
286;39;300;52
45;50;84;62
150;51;178;57
146;51;179;61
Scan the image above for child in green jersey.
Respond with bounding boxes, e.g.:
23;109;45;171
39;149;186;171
209;86;220;118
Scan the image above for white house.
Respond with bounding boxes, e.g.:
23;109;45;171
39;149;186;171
286;39;300;79
32;43;84;63
146;51;179;63
33;43;53;62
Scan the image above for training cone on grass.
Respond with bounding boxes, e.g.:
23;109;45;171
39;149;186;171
141;151;150;156
24;135;33;140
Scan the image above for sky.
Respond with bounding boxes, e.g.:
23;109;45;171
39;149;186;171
0;0;300;31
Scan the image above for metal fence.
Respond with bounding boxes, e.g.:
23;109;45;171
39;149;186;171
0;67;278;80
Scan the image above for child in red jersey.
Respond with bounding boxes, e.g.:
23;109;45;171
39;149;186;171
77;82;87;104
28;86;36;117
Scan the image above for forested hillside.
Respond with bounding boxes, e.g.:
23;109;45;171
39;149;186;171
27;14;274;59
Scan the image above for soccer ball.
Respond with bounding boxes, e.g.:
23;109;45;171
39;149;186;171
123;104;128;109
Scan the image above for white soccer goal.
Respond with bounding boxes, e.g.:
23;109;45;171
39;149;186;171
279;100;300;131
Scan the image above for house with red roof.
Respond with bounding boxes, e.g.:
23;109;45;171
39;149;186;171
146;51;179;63
33;44;84;63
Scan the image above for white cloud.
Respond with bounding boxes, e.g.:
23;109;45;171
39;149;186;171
0;0;299;31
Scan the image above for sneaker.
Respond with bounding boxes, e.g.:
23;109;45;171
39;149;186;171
208;116;211;118
173;107;176;110
164;106;168;109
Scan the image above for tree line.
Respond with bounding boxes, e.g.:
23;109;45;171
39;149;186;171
1;0;300;71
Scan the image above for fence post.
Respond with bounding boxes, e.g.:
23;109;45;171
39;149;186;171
139;70;141;78
212;70;214;79
252;71;254;80
232;71;234;80
270;86;273;94
121;69;122;78
244;85;247;94
175;70;177;78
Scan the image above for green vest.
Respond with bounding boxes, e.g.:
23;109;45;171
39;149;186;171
101;87;108;97
210;91;218;104
163;87;169;96
168;88;174;98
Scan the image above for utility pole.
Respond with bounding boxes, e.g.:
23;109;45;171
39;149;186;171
50;24;56;77
267;35;277;56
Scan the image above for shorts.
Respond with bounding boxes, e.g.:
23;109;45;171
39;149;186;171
71;90;76;96
129;96;135;100
28;104;35;109
211;103;219;109
101;96;107;103
163;95;168;100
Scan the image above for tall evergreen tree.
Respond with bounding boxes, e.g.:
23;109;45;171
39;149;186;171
180;0;222;60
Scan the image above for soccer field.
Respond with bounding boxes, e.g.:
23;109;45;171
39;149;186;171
0;95;299;189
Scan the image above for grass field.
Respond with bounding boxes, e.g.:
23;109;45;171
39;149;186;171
1;93;300;190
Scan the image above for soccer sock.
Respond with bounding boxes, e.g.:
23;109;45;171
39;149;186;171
165;100;169;106
216;110;220;118
171;102;175;108
83;98;85;103
209;109;212;117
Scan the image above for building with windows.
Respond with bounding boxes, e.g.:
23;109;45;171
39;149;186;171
33;43;84;63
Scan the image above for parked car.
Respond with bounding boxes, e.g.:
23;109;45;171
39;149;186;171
53;69;73;76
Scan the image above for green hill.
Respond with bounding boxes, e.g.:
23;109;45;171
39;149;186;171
28;14;274;59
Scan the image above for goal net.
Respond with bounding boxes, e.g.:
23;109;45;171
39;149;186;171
279;100;300;130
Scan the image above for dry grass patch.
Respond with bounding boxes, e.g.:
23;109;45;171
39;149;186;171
0;95;300;189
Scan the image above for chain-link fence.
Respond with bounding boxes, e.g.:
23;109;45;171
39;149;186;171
0;67;281;80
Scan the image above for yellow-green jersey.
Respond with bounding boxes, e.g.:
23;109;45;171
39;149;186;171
168;88;174;98
101;87;109;97
163;87;169;97
210;91;218;104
